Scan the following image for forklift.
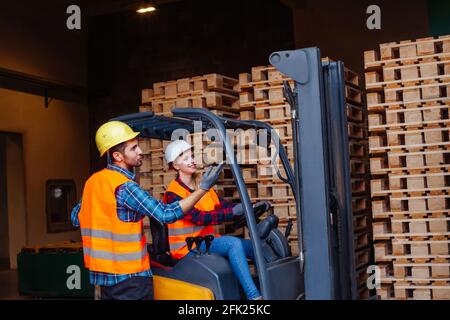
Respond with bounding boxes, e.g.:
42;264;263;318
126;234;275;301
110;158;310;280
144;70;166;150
111;47;362;300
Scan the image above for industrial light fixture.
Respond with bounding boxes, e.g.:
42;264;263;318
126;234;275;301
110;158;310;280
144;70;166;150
137;0;156;14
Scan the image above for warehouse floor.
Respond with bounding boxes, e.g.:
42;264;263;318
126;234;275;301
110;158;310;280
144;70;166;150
0;269;22;300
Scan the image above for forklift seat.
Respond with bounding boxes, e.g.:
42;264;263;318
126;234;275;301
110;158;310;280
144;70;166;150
148;216;179;267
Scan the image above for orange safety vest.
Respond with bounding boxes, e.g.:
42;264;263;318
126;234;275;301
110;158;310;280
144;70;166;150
78;169;150;274
163;179;220;259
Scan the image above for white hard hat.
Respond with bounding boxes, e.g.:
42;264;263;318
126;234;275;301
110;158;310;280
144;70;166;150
165;140;193;165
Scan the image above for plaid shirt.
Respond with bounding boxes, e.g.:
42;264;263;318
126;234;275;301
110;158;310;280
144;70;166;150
164;176;234;225
71;164;184;286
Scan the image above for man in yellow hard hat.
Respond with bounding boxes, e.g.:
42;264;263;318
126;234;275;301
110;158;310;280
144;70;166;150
71;121;224;300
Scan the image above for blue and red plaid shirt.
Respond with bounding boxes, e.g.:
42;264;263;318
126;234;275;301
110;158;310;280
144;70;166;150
71;164;184;286
164;176;234;225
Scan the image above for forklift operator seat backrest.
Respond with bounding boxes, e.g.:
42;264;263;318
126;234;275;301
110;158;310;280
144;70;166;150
148;215;178;266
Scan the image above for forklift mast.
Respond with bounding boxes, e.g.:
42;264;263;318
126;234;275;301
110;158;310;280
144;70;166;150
270;48;357;299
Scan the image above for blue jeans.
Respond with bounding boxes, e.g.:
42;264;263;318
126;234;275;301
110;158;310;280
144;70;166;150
189;235;261;300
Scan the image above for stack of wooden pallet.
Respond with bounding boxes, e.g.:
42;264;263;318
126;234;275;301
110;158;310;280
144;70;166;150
341;63;374;299
237;65;297;255
141;74;241;118
139;73;241;198
139;74;241;240
365;35;450;300
237;63;373;299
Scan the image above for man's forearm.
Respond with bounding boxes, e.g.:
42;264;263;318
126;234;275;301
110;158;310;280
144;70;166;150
179;189;207;213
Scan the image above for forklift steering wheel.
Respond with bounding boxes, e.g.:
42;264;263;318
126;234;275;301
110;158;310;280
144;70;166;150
231;202;271;229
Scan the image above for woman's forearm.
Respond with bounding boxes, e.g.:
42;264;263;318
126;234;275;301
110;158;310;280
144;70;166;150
179;189;207;213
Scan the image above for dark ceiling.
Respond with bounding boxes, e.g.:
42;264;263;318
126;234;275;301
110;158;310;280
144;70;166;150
76;0;294;16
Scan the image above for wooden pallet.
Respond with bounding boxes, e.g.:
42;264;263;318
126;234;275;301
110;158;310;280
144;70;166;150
369;136;450;154
365;55;450;88
216;183;258;198
366;69;450;92
239;66;293;87
372;193;450;215
348;122;368;140
367;95;449;112
257;183;292;199
373;219;450;241
139;172;154;189
369;105;450;131
378;280;450;300
371;148;450;173
190;74;239;96
376;238;450;262
353;213;373;232
253;104;291;123
150;171;177;186
240;84;286;104
352;196;371;213
379;37;450;61
145;74;239;100
371;171;450;196
345;86;363;105
344;67;361;88
22;242;83;254
354;229;372;251
347;103;366;123
365;35;450;67
349;140;370;158
355;248;371;269
389;258;450;280
272;202;297;219
384;148;449;168
350;159;370;176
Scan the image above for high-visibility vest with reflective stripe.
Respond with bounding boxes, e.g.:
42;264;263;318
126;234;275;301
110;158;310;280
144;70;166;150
163;179;220;259
78;169;150;274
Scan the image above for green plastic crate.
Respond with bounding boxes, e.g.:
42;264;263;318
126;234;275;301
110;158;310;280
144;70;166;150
17;250;94;298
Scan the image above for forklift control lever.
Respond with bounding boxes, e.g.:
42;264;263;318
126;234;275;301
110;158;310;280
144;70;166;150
203;235;214;254
285;219;293;239
193;236;204;255
185;237;195;252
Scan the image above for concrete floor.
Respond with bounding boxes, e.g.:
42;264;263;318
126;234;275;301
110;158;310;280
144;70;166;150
0;269;21;299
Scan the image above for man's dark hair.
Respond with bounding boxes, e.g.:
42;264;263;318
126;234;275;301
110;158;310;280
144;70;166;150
108;141;127;159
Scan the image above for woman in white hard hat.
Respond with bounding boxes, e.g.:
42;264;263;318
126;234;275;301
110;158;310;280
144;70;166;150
163;139;267;300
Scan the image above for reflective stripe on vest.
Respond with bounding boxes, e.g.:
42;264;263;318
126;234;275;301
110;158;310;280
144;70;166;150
168;241;186;251
163;179;220;259
83;247;148;261
78;169;150;274
168;225;204;237
81;228;143;242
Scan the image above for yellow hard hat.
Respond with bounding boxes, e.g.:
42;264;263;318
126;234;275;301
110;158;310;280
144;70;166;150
95;121;140;156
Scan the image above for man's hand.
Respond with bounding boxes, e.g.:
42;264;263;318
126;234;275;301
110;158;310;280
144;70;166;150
199;163;225;191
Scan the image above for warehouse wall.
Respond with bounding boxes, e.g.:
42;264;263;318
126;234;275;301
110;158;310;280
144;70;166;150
292;0;430;77
0;136;8;268
4;134;27;269
0;1;88;267
0;91;89;262
0;1;87;87
87;0;294;171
